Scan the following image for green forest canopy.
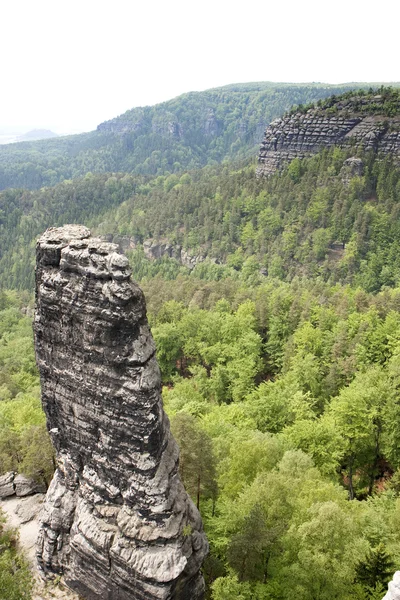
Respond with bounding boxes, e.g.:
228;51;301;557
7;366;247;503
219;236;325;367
4;272;400;598
3;86;400;599
0;82;391;190
2;146;400;293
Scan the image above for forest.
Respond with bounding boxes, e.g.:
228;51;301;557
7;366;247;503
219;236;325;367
0;82;379;191
2;86;400;599
2;145;400;293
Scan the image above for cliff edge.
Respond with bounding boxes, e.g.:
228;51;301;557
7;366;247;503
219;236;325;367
257;89;400;176
34;225;208;600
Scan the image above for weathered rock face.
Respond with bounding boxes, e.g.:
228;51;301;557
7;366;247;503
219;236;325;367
0;472;45;498
0;472;16;498
34;225;208;600
257;96;400;176
100;233;217;272
340;157;365;185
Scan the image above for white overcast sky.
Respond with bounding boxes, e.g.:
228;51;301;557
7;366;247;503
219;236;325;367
1;0;398;134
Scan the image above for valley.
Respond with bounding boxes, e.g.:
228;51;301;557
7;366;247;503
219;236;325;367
1;83;400;600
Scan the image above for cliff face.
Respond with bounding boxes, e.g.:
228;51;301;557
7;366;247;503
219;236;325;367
96;103;220;140
257;93;400;176
100;233;216;272
34;225;208;600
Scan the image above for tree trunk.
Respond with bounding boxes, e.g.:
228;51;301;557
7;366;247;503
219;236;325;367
368;421;382;496
196;474;201;510
263;550;271;583
348;454;355;500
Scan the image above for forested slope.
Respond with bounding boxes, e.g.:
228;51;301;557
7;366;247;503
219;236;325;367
0;172;146;288
3;87;400;600
97;147;400;292
2;145;400;293
0;82;383;190
3;277;400;599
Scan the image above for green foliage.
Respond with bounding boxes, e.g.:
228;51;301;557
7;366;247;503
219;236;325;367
153;300;262;402
355;543;394;593
0;512;32;599
3;143;400;292
134;276;400;597
227;504;274;582
211;575;253;600
19;424;55;488
310;87;400;118
280;501;360;600
0;83;372;191
0;292;54;484
170;412;217;509
3;272;400;599
0;172;142;289
3;87;400;598
97;148;400;294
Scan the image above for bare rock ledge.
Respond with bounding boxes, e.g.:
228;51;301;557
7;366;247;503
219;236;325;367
34;225;208;600
257;110;400;177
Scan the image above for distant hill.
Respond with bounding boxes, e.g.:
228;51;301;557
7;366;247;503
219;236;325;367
16;129;58;142
0;82;394;190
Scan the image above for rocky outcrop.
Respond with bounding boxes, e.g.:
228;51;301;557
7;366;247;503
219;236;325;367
383;572;400;600
340;157;364;185
143;240;182;262
142;240;212;270
97;106;217;140
0;472;45;498
257;94;400;176
34;225;208;600
15;493;46;524
15;475;45;497
0;473;16;498
101;234;215;272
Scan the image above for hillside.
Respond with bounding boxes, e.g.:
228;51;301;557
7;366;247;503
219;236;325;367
16;129;58;142
0;82;386;190
4;87;400;600
96;147;400;293
258;87;400;176
2;144;400;293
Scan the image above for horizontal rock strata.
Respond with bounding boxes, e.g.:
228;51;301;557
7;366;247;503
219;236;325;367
34;225;208;600
100;233;218;272
257;106;400;176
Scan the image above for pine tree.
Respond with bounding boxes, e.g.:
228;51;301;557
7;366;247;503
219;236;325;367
355;543;395;590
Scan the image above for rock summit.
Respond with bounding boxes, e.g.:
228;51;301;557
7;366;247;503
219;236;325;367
34;225;208;600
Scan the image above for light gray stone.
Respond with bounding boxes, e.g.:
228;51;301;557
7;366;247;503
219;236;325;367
257;96;400;177
0;472;15;498
15;474;45;497
383;572;400;600
15;493;46;523
35;225;208;600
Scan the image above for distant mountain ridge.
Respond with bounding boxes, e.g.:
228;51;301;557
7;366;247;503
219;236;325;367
0;82;395;190
16;129;58;142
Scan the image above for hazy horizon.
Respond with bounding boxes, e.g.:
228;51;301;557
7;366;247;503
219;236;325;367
1;0;399;134
2;79;400;142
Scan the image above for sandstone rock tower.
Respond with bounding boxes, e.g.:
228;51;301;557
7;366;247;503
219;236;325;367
34;225;208;600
